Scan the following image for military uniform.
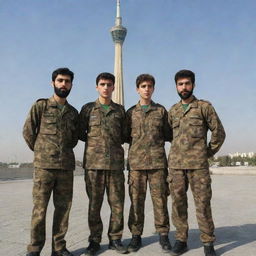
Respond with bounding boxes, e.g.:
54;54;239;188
79;99;125;243
23;96;78;253
168;96;225;243
126;101;171;235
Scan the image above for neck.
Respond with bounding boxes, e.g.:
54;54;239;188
140;98;151;106
181;95;193;104
53;94;66;105
99;96;111;105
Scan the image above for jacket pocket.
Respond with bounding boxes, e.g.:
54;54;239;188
40;116;57;135
172;120;180;138
88;118;101;137
190;118;204;138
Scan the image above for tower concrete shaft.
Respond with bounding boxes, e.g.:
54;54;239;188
110;0;127;106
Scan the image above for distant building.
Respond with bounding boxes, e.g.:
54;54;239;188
8;163;21;168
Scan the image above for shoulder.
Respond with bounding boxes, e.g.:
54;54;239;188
198;99;212;106
113;103;125;117
67;103;79;115
30;98;48;110
126;105;136;115
197;99;215;111
35;98;48;106
80;102;95;112
154;103;167;112
113;102;125;111
169;102;180;112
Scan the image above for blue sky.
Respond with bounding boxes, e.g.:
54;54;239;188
0;0;256;162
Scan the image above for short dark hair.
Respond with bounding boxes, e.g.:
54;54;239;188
96;72;115;85
174;69;195;84
52;67;74;82
136;74;155;88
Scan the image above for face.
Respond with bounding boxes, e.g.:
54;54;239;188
176;77;194;100
96;79;115;99
52;74;72;98
136;80;154;101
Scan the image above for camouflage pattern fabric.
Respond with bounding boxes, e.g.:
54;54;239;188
79;99;125;170
168;96;226;169
23;96;79;170
168;168;215;243
128;169;170;235
27;168;73;252
85;169;125;242
125;101;171;170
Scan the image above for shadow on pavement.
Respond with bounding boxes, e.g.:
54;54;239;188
186;223;256;255
71;224;256;255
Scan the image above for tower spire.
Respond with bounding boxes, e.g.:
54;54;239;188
110;0;127;106
115;0;122;26
117;0;120;18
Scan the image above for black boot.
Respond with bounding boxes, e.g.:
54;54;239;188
204;243;216;256
51;248;74;256
108;239;127;254
127;235;142;252
84;241;101;256
26;252;40;256
159;235;172;252
170;240;188;256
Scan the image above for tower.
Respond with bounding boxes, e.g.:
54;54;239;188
110;0;127;106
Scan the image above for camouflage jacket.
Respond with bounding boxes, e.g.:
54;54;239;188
23;96;79;170
168;96;226;169
125;101;172;170
79;99;126;170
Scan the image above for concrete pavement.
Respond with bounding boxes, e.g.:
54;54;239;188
0;173;256;256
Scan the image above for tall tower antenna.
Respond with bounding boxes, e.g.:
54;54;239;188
110;0;127;106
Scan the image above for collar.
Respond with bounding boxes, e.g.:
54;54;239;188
176;95;198;110
134;100;157;112
94;98;117;112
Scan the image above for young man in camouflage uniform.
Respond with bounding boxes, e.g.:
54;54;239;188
79;72;126;256
23;68;79;256
168;70;226;256
125;74;172;253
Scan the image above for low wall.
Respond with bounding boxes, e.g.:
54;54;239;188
0;167;84;180
210;166;256;175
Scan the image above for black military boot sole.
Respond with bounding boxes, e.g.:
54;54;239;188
170;241;188;256
108;239;127;254
84;241;101;256
127;235;142;252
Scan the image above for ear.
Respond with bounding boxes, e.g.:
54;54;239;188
136;87;139;93
193;83;196;89
51;81;54;88
112;85;115;92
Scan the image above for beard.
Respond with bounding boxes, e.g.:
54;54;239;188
54;85;71;98
178;88;193;100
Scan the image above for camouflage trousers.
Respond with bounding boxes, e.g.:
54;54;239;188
85;169;125;243
27;168;73;253
168;168;215;243
128;169;170;235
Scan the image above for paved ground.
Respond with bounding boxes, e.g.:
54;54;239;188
0;173;256;256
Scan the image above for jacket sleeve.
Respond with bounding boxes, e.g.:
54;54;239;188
163;108;172;142
204;104;226;157
22;102;42;151
78;105;89;142
124;109;132;144
167;109;174;143
71;111;79;148
120;106;126;145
